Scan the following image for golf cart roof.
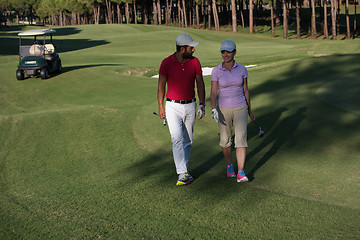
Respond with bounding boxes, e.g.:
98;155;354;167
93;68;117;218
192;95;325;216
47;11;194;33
18;29;56;36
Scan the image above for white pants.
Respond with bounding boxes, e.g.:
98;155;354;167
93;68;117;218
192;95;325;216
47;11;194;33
166;101;196;175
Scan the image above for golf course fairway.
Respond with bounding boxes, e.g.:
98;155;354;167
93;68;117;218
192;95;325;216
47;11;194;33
0;24;359;239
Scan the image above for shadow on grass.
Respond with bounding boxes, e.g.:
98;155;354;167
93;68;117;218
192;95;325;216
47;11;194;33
0;27;86;55
50;27;82;36
0;26;81;35
131;53;360;189
124;151;175;184
16;64;123;81
55;39;110;54
191;151;223;179
246;107;307;181
61;64;123;74
0;37;109;56
190;107;295;180
0;25;28;32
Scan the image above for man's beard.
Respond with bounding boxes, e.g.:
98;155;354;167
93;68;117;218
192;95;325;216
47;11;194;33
183;52;193;59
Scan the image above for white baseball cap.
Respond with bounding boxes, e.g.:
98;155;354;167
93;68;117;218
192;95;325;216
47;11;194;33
220;40;236;52
176;34;199;47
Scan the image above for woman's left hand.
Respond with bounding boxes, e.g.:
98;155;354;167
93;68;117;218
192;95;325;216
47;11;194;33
249;111;256;121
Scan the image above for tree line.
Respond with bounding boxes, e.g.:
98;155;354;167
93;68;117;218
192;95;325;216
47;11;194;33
0;0;358;39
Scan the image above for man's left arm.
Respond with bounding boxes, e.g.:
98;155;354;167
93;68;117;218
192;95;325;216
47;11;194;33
195;74;205;105
195;74;206;119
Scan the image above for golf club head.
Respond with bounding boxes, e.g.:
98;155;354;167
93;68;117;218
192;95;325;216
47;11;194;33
254;120;264;137
258;129;264;137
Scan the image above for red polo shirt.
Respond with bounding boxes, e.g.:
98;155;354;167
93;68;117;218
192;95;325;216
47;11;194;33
159;53;202;101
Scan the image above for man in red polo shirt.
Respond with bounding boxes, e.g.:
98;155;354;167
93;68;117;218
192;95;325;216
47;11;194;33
157;34;206;186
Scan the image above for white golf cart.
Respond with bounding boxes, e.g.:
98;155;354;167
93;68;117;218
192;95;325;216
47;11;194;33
17;29;62;80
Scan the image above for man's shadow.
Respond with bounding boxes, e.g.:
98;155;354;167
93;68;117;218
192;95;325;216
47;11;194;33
246;107;307;181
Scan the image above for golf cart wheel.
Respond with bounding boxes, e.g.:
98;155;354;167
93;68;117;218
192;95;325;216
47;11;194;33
16;69;24;80
57;59;62;72
40;68;49;79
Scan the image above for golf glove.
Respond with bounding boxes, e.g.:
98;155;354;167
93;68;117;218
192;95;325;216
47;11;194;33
197;104;205;119
212;108;219;123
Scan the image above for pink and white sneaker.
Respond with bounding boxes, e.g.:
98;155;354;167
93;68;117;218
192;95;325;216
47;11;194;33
237;170;249;182
227;164;236;178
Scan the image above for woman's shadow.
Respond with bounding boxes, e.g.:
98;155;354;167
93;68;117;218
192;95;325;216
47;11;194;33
191;107;292;180
246;107;307;181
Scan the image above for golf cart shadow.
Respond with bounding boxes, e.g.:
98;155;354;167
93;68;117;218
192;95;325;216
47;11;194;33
61;64;123;74
19;64;122;80
49;27;81;37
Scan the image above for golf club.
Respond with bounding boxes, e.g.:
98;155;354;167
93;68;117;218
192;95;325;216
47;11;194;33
254;120;264;137
153;112;167;126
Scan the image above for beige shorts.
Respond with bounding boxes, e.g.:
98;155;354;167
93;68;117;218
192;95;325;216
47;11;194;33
218;106;248;148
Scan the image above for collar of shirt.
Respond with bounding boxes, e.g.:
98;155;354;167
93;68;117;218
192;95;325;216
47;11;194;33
219;60;239;71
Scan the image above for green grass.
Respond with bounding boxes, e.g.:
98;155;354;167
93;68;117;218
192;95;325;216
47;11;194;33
0;24;359;239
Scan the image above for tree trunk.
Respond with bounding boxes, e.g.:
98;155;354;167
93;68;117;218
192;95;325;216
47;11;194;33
296;0;301;38
196;2;200;29
208;1;212;29
125;3;130;24
193;4;196;27
323;0;329;39
29;5;33;25
275;0;281;26
212;0;220;30
64;11;68;26
354;0;357;39
153;1;158;25
169;0;173;25
143;7;148;24
71;12;75;25
177;0;182;27
283;0;288;38
271;0;275;37
178;0;183;27
51;14;56;25
157;0;162;25
117;3;122;24
311;0;317;38
189;1;192;26
165;0;169;25
337;0;340;35
231;0;237;32
249;0;254;33
182;0;187;27
331;0;337;39
201;1;205;26
240;0;245;28
59;10;63;26
345;0;350;39
105;0;112;24
165;0;170;25
133;1;137;24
